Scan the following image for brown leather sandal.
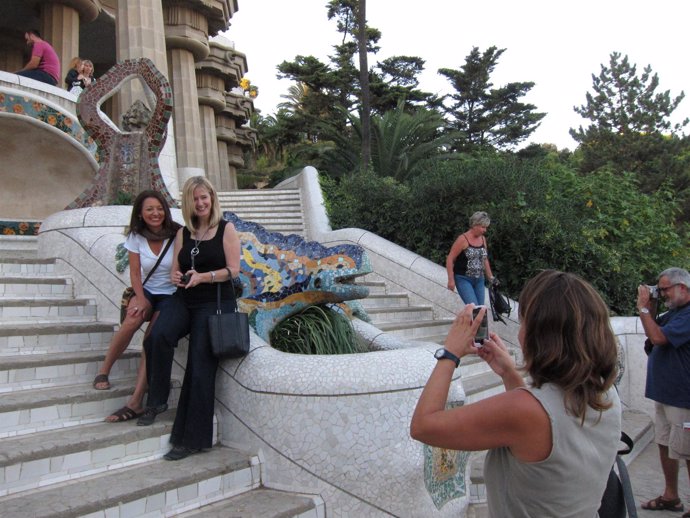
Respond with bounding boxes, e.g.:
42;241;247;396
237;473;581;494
105;406;142;423
641;496;684;512
92;373;110;390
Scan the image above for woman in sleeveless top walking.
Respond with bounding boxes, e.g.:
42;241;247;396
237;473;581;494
411;270;622;517
446;211;495;306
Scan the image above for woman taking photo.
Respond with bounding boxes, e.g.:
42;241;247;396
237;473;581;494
140;176;241;462
411;270;621;517
446;211;495;306
93;190;180;423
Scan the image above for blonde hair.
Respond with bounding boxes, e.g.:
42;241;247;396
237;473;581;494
518;270;618;421
67;57;82;70
81;60;94;72
180;176;222;232
469;211;490;228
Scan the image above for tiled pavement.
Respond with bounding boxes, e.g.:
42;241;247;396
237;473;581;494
630;441;690;517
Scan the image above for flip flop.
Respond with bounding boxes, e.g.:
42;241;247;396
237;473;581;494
641;496;684;512
92;373;110;390
105;406;143;423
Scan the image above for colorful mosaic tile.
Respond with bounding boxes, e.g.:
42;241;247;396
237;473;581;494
423;401;470;509
114;212;371;340
0;92;98;159
0;220;41;236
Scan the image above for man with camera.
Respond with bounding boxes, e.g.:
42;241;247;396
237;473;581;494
637;267;690;514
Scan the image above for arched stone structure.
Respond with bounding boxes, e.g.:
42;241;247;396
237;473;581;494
68;57;175;208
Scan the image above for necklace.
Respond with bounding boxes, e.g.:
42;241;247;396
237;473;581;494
190;225;213;269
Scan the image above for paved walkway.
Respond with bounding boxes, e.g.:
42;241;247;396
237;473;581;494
629;441;690;517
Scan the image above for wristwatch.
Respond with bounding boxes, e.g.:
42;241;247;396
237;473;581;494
434;348;461;368
639;307;650;314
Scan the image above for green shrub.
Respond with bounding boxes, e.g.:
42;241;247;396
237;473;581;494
270;304;365;355
323;155;689;314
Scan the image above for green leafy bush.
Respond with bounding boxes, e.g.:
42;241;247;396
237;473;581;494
323;155;689;314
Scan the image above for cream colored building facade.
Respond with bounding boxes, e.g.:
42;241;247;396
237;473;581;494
0;0;255;219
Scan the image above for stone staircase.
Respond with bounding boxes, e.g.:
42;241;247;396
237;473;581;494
0;238;322;517
358;272;507;403
217;189;304;236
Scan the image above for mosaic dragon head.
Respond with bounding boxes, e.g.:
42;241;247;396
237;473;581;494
224;212;371;340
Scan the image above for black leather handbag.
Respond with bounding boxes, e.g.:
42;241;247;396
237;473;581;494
208;281;250;359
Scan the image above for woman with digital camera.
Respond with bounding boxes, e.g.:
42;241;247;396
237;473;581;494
411;270;622;516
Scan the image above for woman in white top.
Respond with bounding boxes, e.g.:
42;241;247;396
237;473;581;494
93;190;180;423
411;270;621;517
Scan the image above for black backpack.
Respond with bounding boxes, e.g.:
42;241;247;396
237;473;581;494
488;283;511;323
598;432;637;518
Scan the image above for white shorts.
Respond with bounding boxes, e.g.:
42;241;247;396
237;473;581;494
654;402;690;460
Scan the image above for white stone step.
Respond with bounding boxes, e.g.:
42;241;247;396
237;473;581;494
359;292;410;309
0;275;74;297
0;377;180;438
0;349;140;393
0;258;55;274
0;410;176;497
0;236;38;259
366;305;434;323
0;445;259;518
355;280;387;295
0;297;97;321
376;318;454;340
0;321;116;355
178;488;322;518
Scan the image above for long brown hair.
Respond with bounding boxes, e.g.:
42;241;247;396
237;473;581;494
127;190;179;238
518;270;618;421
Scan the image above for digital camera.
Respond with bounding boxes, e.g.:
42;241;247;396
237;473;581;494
646;284;659;298
180;273;191;284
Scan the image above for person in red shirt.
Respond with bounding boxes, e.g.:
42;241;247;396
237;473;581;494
16;30;60;86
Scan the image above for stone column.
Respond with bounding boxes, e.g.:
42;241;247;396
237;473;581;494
217;141;231;191
199;104;221;187
40;2;80;84
163;4;210;183
116;0;179;198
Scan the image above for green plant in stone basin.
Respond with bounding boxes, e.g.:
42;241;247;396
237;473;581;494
270;304;366;355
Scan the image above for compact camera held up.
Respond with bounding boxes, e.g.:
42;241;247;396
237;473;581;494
645;284;659;299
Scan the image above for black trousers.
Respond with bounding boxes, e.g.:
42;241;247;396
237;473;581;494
144;291;235;449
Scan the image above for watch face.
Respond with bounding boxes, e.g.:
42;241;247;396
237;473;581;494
434;348;445;359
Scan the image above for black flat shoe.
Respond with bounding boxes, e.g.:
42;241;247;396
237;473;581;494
164;445;201;461
136;404;168;426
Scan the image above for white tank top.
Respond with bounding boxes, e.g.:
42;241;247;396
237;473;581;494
484;383;621;517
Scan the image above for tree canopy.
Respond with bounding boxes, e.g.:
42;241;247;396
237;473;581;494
438;46;546;152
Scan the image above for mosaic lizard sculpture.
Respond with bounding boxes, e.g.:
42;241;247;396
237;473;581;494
224;212;371;340
116;211;371;341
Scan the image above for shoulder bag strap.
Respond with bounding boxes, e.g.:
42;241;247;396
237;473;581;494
142;237;175;286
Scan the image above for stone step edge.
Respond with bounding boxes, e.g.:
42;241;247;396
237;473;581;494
0;348;139;370
0;321;116;337
0;446;258;518
177;488;321;518
376;319;454;331
0;410;176;467
0;376;170;412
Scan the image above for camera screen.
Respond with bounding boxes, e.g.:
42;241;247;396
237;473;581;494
472;306;489;344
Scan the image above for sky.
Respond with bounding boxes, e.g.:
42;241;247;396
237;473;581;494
222;0;689;150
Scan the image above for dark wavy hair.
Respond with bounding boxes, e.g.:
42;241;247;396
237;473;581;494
518;270;618;421
127;190;179;238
